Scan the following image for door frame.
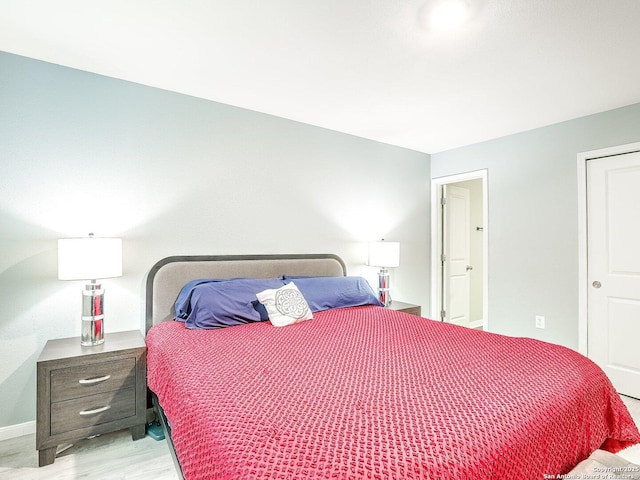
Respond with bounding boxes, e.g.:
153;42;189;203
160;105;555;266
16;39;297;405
430;169;489;330
576;141;640;356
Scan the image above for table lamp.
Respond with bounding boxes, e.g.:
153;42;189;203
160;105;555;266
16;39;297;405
58;234;122;346
367;240;400;306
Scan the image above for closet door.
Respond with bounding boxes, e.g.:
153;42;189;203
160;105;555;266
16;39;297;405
587;151;640;398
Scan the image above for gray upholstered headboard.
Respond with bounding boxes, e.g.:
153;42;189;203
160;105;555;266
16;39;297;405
145;254;347;332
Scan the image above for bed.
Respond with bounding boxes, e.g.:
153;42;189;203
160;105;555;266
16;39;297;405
145;254;640;479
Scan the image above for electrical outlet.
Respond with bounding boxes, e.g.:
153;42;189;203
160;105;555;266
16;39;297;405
535;315;545;329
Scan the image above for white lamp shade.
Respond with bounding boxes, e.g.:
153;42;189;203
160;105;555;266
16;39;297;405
368;241;400;268
58;237;122;280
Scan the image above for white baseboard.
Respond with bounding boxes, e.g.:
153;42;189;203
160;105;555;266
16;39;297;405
0;421;36;442
469;319;484;330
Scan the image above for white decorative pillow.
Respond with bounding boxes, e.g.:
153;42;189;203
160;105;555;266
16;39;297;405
256;282;313;327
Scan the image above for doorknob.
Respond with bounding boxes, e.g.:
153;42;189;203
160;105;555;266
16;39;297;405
466;265;473;271
592;281;602;288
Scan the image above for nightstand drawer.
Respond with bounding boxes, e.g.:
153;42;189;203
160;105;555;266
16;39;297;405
50;387;136;435
51;358;136;402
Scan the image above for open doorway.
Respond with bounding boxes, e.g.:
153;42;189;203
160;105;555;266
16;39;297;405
431;170;488;331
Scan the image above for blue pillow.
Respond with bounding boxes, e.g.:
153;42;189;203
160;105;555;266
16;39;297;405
283;276;382;312
178;278;285;329
175;279;224;319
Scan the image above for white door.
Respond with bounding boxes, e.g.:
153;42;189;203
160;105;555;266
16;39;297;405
587;151;640;399
443;184;471;327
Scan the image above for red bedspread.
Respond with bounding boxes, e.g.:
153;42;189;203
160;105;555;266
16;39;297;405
146;306;640;480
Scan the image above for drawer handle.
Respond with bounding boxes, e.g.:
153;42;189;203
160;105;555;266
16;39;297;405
79;405;111;416
78;374;111;385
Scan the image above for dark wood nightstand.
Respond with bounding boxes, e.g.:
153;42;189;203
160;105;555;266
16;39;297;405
387;301;421;316
36;330;147;467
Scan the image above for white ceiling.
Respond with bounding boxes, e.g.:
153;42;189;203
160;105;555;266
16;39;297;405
2;0;640;153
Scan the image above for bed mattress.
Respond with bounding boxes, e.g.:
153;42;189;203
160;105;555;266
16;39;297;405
146;306;640;479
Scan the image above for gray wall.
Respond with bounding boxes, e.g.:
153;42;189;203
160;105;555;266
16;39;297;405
0;51;430;430
431;103;640;348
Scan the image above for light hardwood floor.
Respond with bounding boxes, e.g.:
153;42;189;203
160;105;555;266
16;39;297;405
620;395;640;465
0;428;178;480
1;396;638;479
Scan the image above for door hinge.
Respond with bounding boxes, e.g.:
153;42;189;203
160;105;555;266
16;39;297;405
440;310;446;321
441;195;447;206
441;253;446;263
